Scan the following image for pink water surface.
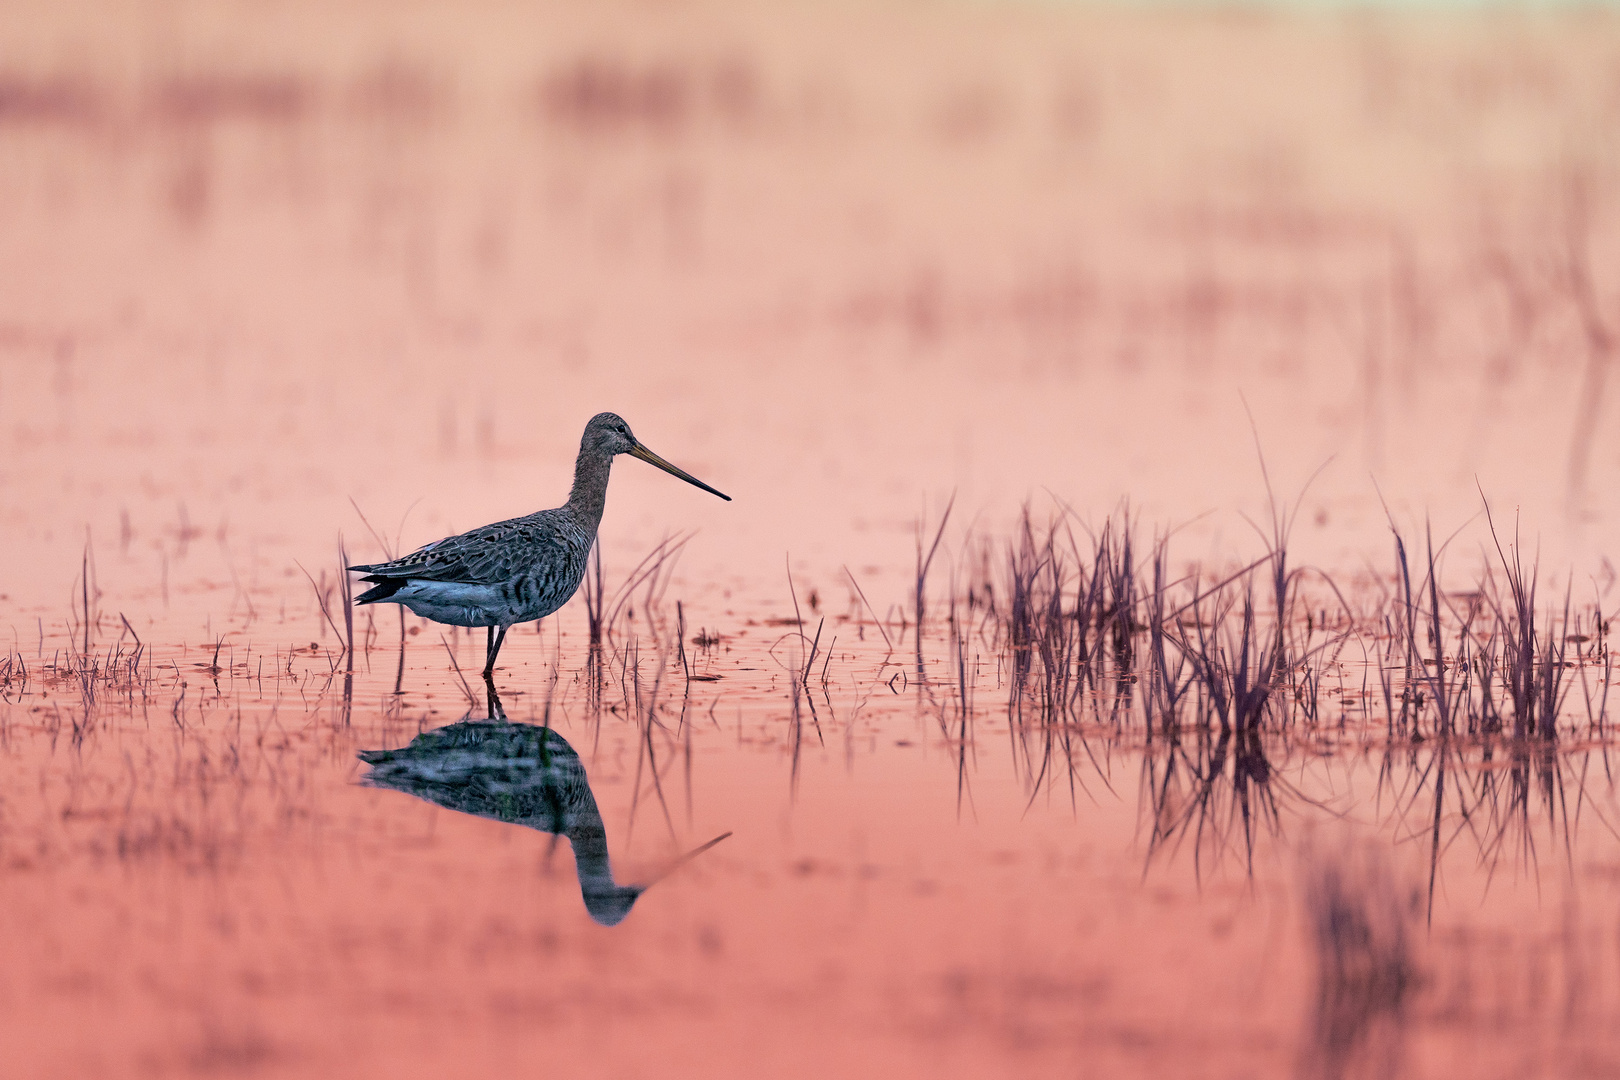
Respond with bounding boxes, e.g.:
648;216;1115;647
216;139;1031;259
3;2;1620;1077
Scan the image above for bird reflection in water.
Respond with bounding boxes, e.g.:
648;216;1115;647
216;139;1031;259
359;708;730;926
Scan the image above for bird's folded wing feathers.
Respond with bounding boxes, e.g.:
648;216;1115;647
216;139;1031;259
349;518;572;586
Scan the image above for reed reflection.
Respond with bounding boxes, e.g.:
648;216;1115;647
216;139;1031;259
360;707;728;926
1141;726;1288;878
1298;844;1417;1080
890;499;1617;895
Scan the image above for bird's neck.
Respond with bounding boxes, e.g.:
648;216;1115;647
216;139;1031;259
566;447;614;531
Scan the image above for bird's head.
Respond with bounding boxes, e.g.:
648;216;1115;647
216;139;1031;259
583;412;639;457
582;412;730;501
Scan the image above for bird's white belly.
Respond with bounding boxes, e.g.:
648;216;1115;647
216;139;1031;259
393;581;517;628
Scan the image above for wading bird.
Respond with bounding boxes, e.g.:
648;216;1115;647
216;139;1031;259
349;412;729;676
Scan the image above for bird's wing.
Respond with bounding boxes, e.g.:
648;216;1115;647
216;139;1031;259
350;515;575;587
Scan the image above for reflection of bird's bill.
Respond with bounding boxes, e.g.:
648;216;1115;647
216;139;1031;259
628;442;731;502
640;830;734;888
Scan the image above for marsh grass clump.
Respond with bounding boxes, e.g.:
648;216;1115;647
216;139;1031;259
1374;503;1609;744
953;500;1332;739
29;615;155;716
913;497;1612;751
887;494;1615;875
0;649;25;694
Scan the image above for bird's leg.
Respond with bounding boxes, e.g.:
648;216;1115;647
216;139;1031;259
483;624;509;678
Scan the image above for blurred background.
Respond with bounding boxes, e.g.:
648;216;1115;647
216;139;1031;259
2;0;1618;621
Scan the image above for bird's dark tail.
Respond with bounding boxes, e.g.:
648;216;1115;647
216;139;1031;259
354;577;407;605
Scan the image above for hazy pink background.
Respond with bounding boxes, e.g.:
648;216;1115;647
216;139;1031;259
3;0;1617;630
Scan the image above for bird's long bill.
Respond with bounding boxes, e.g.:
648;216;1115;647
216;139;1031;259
628;442;731;501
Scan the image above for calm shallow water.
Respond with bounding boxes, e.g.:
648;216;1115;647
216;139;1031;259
3;1;1620;1076
4;594;1620;1077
